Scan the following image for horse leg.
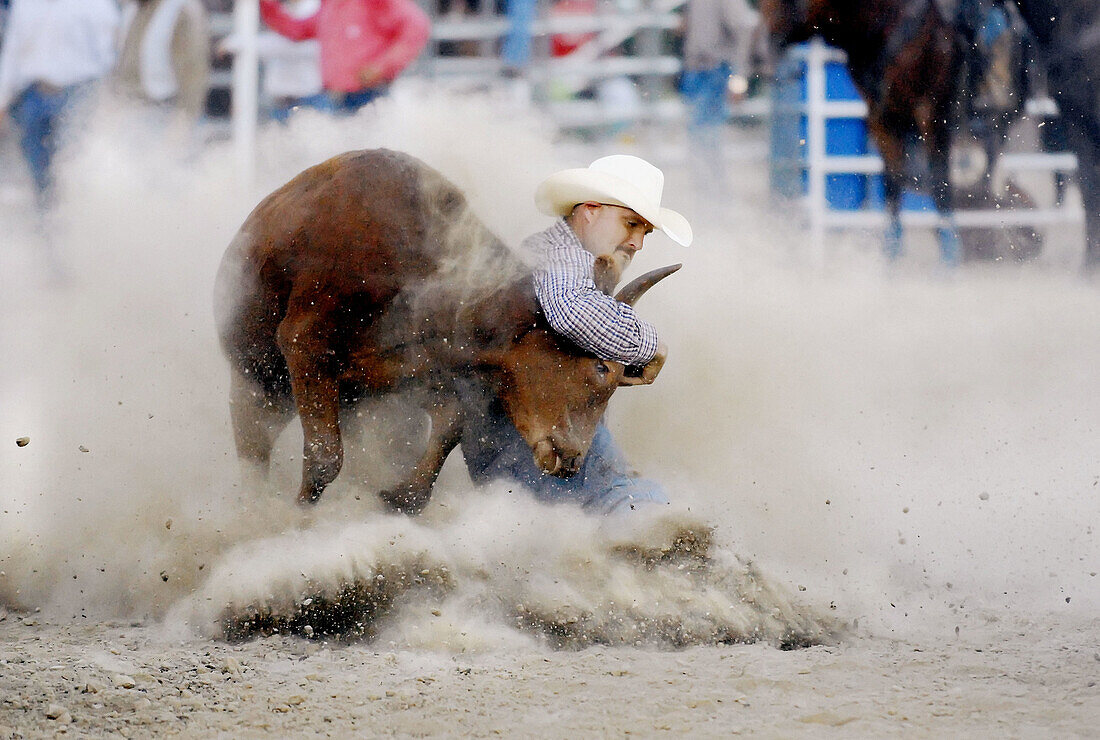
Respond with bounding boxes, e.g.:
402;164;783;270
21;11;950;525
1056;100;1100;272
883;175;904;261
928;149;961;266
1079;164;1100;273
228;371;294;491
276;296;344;505
872;123;906;260
377;394;465;515
919;101;961;267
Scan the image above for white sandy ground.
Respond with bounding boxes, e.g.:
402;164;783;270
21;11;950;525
1;610;1097;738
2;86;1099;737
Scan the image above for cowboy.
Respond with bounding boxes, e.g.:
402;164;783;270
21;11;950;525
458;155;693;516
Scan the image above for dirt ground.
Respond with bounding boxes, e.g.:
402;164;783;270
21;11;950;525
1;608;1097;738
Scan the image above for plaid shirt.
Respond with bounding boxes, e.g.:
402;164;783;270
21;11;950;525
527;219;659;367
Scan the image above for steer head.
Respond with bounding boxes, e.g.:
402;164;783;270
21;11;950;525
481;263;681;478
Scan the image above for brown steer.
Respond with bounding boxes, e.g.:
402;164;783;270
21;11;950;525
214;149;679;513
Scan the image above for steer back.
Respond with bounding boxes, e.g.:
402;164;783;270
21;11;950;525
215;148;677;511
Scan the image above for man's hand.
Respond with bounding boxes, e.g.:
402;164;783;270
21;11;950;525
357;64;385;88
620;341;667;386
727;74;749;105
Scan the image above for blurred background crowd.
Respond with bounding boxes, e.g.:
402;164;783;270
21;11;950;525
0;0;765;212
0;0;1093;276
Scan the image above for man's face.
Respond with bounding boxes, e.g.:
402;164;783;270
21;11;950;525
573;203;654;274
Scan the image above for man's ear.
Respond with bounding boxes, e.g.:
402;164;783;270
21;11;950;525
593;254;623;295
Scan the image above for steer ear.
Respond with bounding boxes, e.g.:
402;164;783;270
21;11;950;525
615;263;682;306
473;347;508;371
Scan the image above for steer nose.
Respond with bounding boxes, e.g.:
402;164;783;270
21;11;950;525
558;453;582;477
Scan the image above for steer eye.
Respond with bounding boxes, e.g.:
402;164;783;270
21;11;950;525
595;361;610;376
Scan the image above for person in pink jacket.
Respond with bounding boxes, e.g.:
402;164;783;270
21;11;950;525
259;0;430;112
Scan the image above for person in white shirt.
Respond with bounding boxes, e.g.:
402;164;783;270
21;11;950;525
115;0;211;124
0;0;120;207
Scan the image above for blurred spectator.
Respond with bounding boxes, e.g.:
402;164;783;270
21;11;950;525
679;0;758;200
114;0;211;125
258;0;430;113
549;0;596;58
220;0;331;123
500;0;537;75
0;0;120;208
544;0;595;102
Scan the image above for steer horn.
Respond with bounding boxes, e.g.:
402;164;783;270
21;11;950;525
614;263;682;306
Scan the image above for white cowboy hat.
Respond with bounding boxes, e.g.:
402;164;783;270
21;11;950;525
534;155;693;247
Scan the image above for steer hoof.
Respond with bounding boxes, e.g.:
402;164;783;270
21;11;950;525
378;486;431;516
297;487;323;505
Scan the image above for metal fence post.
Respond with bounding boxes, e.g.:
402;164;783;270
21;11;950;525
231;0;259;185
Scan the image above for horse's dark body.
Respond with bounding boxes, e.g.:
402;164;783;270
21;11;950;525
761;0;969;262
1010;0;1100;270
761;0;1043;263
763;0;1100;271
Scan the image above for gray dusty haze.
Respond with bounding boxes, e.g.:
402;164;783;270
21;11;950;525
1;87;1098;736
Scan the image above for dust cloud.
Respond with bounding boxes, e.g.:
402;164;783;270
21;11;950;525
1;85;1097;656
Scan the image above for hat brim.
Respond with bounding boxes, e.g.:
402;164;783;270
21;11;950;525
535;168;693;247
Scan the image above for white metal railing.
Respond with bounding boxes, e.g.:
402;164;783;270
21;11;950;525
420;2;686;122
216;0;688;146
428;10;681;43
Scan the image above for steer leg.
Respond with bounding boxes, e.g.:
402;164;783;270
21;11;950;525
228;371;294;490
378;395;465;515
276;300;343;505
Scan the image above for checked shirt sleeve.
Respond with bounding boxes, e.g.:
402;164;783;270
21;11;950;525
532;232;659;367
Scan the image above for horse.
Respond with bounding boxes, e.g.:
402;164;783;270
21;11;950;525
1009;0;1100;272
760;0;1027;264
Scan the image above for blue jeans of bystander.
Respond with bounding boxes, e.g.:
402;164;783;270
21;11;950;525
9;81;91;207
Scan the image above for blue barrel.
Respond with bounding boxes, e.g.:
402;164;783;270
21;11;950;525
768;48;870;210
825;118;867;209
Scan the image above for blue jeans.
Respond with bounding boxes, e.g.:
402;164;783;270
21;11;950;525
9;81;90;207
681;64;733;199
336;86;388;114
459;380;668;515
681;63;731;129
269;92;334;123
